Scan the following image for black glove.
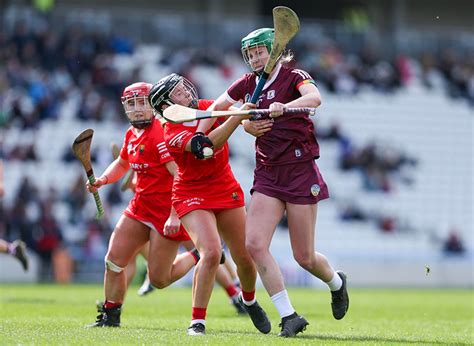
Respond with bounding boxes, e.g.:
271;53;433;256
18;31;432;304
191;132;214;160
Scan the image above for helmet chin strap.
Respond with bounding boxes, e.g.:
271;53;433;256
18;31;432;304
130;119;152;129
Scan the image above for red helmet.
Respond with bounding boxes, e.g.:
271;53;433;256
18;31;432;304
121;82;152;101
121;82;154;129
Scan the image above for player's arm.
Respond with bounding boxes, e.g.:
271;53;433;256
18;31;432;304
204;103;254;149
86;157;130;193
194;93;234;134
269;83;321;118
163;160;180;235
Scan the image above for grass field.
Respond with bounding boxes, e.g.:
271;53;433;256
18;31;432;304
0;284;472;345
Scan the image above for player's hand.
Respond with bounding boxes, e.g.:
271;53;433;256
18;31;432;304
238;102;259;121
86;176;107;193
240;102;256;111
191;132;214;160
269;102;286;118
163;214;181;236
243;118;273;137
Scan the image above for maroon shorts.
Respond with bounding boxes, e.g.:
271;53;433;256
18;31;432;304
251;160;329;204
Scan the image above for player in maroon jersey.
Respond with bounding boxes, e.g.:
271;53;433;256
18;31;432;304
149;74;270;336
86;82;201;327
193;28;349;337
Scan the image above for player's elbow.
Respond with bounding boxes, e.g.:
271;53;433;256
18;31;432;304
313;95;322;108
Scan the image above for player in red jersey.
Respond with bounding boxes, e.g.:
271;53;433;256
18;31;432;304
193;28;349;337
148;74;270;336
86;82;201;327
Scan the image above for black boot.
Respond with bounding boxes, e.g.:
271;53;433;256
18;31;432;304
88;304;121;327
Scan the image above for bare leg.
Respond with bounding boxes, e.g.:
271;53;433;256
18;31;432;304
180;210;221;309
245;192;286;296
216;207;257;293
147;231;196;288
287;203;334;282
125;255;137;287
104;215;150;304
0;239;9;253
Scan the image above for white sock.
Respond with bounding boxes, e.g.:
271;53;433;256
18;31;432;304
270;290;295;318
190;319;205;326
326;271;343;291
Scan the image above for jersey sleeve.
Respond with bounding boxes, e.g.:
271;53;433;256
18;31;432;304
291;69;317;91
198;99;214;110
164;124;194;154
226;75;248;104
119;134;129;161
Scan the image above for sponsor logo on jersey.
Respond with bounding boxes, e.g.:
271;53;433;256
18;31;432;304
267;90;275;100
295;149;302;158
127;143;136;156
183;197;204;207
311;184;320;196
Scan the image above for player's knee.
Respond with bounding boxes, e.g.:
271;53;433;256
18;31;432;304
293;251;314;270
105;258;124;273
149;275;170;289
245;239;263;259
200;247;221;266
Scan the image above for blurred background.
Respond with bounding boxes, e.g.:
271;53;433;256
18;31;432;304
0;0;472;287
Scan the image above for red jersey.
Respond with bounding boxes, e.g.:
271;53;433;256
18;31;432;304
120;118;174;197
163;99;244;217
226;63;320;166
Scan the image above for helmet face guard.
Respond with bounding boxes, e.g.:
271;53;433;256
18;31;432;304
241;28;275;73
148;74;198;116
121;82;154;129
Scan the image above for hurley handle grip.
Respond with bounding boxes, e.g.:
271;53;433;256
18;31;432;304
86;170;105;219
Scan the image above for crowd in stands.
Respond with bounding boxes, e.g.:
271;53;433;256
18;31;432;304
0;14;471;281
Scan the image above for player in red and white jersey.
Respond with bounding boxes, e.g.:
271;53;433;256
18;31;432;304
193;28;349;337
85;82;201;328
149;73;270;336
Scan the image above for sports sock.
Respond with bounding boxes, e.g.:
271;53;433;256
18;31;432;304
225;284;239;298
191;307;206;326
270;289;295;318
326;271;343;291
104;300;122;309
189;248;200;264
241;290;256;306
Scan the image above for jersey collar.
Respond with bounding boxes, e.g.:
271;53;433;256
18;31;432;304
255;63;282;91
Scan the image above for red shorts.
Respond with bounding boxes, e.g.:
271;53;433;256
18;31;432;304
172;184;245;218
124;193;190;242
251;160;329;204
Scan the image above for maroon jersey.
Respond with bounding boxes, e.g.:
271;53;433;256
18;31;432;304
227;64;320;166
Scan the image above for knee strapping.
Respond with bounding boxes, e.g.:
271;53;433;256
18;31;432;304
105;259;124;273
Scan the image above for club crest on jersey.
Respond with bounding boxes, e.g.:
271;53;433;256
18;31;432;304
127;143;136;156
267;90;275;100
232;192;239;200
139;145;145;155
311;184;320;196
295;149;302;158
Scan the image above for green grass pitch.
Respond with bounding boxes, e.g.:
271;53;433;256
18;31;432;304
0;285;472;345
